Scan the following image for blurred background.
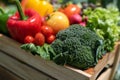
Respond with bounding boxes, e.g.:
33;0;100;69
0;0;120;10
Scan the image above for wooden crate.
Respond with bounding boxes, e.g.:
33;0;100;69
0;34;119;80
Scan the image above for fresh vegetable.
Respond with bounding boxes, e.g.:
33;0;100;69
34;32;45;46
7;0;42;43
61;4;81;18
69;14;82;24
46;35;56;44
24;31;55;45
46;11;70;34
21;24;105;69
21;0;54;17
40;25;54;37
50;24;105;69
58;4;83;25
24;35;34;43
0;6;16;35
84;7;120;52
40;25;55;44
21;43;52;60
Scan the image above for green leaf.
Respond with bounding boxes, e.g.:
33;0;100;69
21;43;52;60
20;43;37;55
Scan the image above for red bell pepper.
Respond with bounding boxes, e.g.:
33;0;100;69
7;0;42;43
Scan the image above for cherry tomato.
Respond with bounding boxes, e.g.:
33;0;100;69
46;11;69;34
41;25;54;37
46;35;56;44
63;4;81;17
24;35;34;43
34;32;45;46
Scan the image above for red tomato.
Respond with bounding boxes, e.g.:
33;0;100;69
24;35;34;43
46;35;56;44
63;4;81;17
41;25;54;37
34;33;45;46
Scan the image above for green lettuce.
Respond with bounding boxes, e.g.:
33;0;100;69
84;7;120;52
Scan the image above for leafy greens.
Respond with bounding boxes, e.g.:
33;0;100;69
84;7;120;52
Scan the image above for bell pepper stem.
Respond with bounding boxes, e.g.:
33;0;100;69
11;0;26;20
0;7;5;14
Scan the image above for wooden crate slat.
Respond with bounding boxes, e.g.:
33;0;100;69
0;51;55;80
0;66;22;80
97;68;112;80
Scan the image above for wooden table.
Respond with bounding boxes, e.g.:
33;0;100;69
0;34;119;80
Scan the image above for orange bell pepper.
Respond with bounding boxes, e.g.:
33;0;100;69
21;0;54;17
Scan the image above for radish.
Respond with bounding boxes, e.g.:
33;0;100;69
69;14;82;24
79;21;86;27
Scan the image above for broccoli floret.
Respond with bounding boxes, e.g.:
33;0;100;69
68;45;96;69
51;39;63;54
51;24;104;69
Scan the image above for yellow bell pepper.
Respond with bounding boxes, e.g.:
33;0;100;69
21;0;54;17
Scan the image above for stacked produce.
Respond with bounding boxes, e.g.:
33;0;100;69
0;0;120;70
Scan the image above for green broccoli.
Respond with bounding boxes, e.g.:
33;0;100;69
51;24;105;69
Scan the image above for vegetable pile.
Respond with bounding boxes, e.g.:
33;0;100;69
21;24;105;69
0;0;120;70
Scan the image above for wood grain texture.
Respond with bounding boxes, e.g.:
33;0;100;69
0;34;119;80
0;51;56;80
0;66;22;80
